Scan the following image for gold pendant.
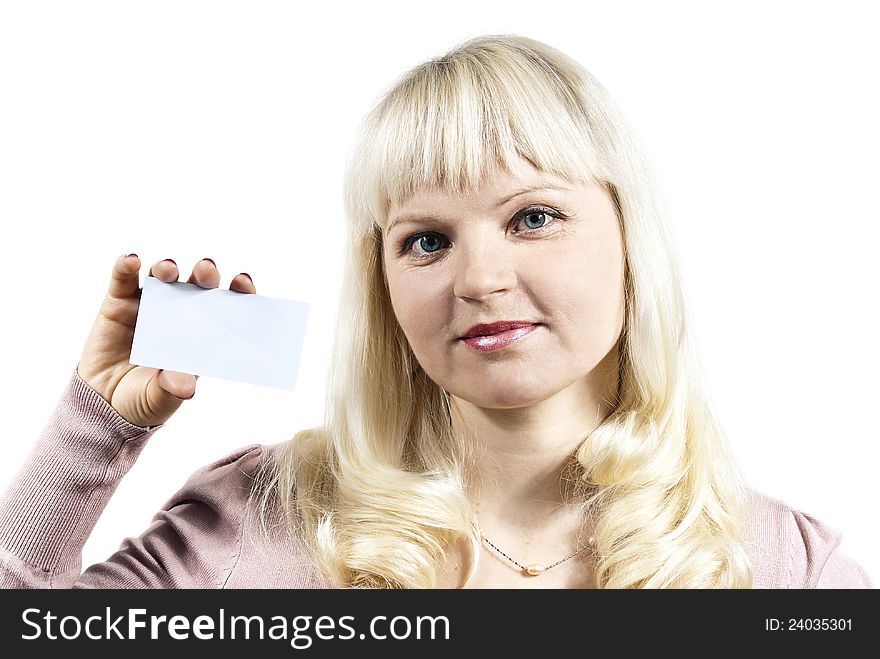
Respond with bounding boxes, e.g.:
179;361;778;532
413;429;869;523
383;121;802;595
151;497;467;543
525;564;546;576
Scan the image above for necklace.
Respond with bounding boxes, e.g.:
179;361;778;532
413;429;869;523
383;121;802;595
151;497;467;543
479;529;595;576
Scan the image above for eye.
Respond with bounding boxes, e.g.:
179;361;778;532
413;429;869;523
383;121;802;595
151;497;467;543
397;205;566;261
401;233;449;260
515;207;558;232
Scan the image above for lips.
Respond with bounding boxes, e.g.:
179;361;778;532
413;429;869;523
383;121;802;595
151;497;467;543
459;323;540;352
462;321;538;339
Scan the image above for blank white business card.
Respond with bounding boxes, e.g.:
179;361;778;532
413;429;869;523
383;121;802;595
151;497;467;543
129;275;310;391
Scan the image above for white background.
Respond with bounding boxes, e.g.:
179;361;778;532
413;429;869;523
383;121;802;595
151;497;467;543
1;1;877;584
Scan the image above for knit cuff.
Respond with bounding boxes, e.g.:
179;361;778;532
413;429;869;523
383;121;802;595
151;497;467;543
0;366;165;574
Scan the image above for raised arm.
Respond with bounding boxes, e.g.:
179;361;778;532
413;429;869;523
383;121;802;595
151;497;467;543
0;253;258;588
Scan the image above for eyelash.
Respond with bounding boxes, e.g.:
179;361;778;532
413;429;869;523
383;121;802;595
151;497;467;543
397;206;568;261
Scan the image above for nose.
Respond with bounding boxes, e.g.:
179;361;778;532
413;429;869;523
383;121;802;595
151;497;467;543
452;232;517;302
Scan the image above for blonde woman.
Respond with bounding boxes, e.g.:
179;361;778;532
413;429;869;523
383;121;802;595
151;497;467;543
0;34;871;589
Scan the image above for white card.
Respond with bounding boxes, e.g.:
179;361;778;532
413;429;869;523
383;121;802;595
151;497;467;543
129;275;310;391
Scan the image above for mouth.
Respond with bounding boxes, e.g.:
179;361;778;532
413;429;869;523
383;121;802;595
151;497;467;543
461;321;541;339
459;323;542;352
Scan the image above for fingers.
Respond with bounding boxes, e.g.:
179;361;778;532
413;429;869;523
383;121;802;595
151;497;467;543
149;257;179;282
187;258;221;288
142;256;255;294
107;253;142;301
230;272;256;294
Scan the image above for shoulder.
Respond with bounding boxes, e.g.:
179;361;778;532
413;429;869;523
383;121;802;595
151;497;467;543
177;443;267;497
188;440;332;588
169;441;295;525
741;489;873;588
150;441;297;587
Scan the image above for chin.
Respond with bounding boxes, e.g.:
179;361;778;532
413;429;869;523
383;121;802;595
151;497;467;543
452;382;555;410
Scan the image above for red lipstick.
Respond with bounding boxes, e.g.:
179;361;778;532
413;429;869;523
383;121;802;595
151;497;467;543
462;321;537;338
460;321;540;352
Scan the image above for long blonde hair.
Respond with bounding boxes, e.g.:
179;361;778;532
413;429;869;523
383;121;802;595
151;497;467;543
255;34;753;588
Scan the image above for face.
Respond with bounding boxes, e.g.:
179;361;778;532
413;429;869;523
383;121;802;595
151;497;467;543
382;155;625;410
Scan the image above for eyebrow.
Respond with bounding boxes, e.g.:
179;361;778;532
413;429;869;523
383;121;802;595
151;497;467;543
384;183;571;236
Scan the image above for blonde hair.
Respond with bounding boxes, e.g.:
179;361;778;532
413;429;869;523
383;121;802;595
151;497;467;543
254;34;753;588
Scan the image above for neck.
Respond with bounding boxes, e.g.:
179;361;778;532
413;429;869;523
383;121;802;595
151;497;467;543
449;368;615;537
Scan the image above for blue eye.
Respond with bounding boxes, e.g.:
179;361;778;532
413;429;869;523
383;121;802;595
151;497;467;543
398;206;565;261
409;234;447;256
520;209;551;230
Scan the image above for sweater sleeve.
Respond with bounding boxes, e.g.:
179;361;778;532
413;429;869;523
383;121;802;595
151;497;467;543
0;366;165;588
0;366;268;589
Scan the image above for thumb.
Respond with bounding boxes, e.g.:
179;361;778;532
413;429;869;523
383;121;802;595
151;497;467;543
156;369;199;400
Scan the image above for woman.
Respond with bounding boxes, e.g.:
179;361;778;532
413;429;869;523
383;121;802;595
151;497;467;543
0;34;871;589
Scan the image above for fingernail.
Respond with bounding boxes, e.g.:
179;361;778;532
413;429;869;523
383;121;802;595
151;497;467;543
163;259;177;267
201;258;216;266
125;253;138;260
241;272;253;283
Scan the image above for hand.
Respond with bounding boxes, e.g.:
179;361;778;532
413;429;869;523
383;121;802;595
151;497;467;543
76;255;257;428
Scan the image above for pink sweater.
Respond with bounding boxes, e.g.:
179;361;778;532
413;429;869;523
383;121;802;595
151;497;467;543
0;368;873;589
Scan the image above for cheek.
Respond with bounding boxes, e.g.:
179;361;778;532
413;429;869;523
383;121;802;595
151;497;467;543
540;236;625;345
386;269;446;344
